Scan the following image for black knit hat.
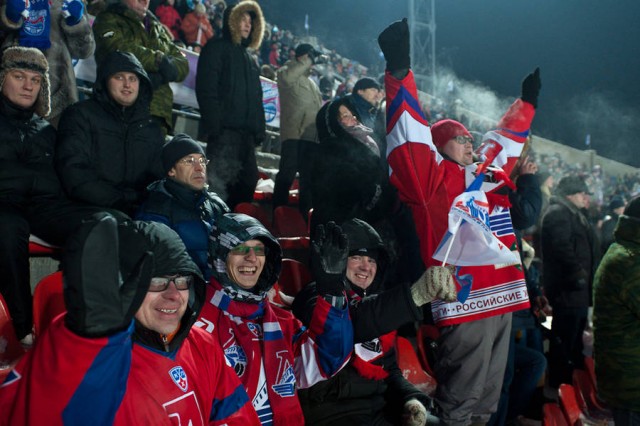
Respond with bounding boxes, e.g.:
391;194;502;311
295;43;320;58
353;77;380;93
555;175;591;196
162;133;205;173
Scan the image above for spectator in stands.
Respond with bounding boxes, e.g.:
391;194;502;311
0;215;259;424
272;43;324;217
136;133;229;280
56;51;164;217
196;0;265;210
350;77;386;160
593;196;640;426
197;214;353;424
154;0;182;41
378;19;540;425
292;218;456;425
1;0;96;127
542;175;597;388
181;3;214;49
93;0;189;134
600;195;626;252
0;47;118;348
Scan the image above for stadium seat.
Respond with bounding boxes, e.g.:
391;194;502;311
32;271;65;338
416;324;440;377
272;206;308;238
558;383;584;426
395;335;437;397
277;258;313;298
543;403;569;426
572;369;612;420
0;293;27;382
28;234;61;258
583;356;596;389
234;202;273;232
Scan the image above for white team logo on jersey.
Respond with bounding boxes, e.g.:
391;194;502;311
169;366;189;392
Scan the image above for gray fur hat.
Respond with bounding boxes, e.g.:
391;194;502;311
0;46;51;117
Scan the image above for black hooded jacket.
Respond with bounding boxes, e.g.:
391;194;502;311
195;0;265;140
56;51;164;216
292;218;426;425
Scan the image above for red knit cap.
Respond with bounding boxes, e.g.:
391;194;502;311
430;119;473;150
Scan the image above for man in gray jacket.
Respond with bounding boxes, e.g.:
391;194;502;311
272;43;324;217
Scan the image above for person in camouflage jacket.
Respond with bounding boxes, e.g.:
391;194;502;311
92;0;189;133
593;196;640;423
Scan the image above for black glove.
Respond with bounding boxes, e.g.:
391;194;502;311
520;67;541;108
158;55;179;83
377;18;411;75
311;222;348;296
63;213;153;337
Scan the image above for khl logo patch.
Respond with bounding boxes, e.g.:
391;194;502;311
169;366;188;392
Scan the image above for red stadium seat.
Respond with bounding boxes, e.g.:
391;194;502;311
572;369;612;421
543;403;569;426
28;235;61;258
0;293;27;382
273;206;308;238
396;336;437;397
558;383;584;426
234;202;273;232
277;259;313;298
583;356;596;389
416;324;440;377
32;271;66;338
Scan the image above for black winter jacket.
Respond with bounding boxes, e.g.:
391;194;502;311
0;96;62;204
195;1;265;140
292;218;427;425
56;51;164;216
541;196;596;308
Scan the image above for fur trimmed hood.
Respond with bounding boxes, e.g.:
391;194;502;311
223;0;264;50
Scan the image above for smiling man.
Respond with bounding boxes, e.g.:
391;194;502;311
56;50;165;217
136;133;230;280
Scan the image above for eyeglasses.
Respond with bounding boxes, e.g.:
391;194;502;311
148;275;193;292
179;157;210;167
453;135;473;145
229;245;267;256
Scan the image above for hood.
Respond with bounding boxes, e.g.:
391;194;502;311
209;213;282;302
339;218;388;296
123;221;205;351
93;50;153;108
223;0;264;50
316;96;358;141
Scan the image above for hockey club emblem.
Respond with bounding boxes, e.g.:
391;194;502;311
271;351;296;397
169;366;188;392
225;344;248;377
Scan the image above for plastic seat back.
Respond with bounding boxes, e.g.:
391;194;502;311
543;403;569;426
33;271;65;338
0;293;27;382
396;335;437;396
558;383;584;426
273;206;308;238
572;368;612;418
233;202;273;232
278;258;313;298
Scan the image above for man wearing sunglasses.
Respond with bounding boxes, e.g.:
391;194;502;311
137;133;230;280
0;214;259;425
198;213;353;425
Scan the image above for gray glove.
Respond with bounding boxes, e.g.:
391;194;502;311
403;399;427;426
410;266;457;307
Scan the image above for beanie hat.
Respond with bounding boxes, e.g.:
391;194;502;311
353;77;380;93
295;43;320;59
555;175;591;196
608;195;625;211
430;119;473;150
0;46;51;117
162;133;206;173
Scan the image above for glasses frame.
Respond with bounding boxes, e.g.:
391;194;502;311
179;156;210;167
453;135;474;145
148;275;193;292
229;244;267;257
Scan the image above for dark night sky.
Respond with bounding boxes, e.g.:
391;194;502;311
261;0;640;167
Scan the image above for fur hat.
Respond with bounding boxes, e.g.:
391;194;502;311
430;119;473;150
0;46;51;117
162;133;206;173
555;175;591;196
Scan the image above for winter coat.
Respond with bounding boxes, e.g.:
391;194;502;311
56;51;164;216
195;0;265;140
92;3;189;129
541;196;596;308
277;56;322;142
0;0;96;122
154;3;182;40
593;214;640;411
292;218;427;425
0;96;62;204
0;221;260;425
181;11;213;46
136;177;230;280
